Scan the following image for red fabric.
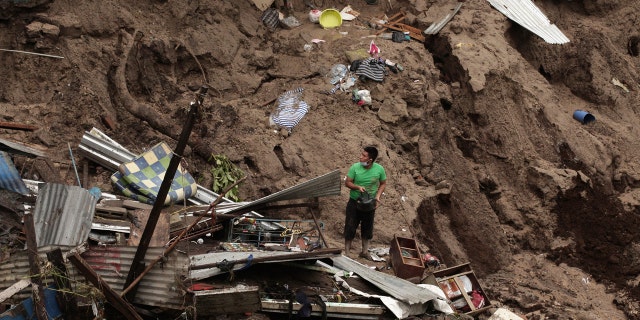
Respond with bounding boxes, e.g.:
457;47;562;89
188;283;215;291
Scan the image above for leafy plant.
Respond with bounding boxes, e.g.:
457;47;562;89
208;154;244;202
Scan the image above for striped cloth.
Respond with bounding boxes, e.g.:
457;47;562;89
110;142;197;205
355;58;387;82
270;88;309;132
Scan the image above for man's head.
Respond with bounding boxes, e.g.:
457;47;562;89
363;146;378;162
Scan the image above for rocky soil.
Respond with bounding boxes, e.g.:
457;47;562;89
3;0;640;319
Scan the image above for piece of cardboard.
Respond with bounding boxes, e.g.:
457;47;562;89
250;0;274;11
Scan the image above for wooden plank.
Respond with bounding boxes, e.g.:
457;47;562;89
101;199;124;207
261;299;385;316
122;200;153;211
375;12;405;35
194;286;261;315
96;206;128;219
0;121;38;131
453;276;474;311
435;270;474;282
0;279;30;304
127;209;169;247
378;23;425;42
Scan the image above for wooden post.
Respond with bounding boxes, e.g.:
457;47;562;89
122;86;207;301
47;248;80;320
82;159;89;189
23;213;48;320
67;252;142;320
308;197;328;248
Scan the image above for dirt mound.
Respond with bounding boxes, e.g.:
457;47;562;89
3;0;640;318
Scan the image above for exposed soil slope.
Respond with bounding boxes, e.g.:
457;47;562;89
2;0;640;318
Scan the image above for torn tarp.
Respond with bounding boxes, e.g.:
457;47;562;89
0;152;28;195
110;141;197;205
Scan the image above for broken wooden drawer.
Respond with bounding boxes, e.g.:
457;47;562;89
427;262;492;316
389;235;425;283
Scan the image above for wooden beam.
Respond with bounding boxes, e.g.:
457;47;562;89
68;252;142;320
23;213;48;320
193;285;261;315
0;121;38;131
46;248;80;320
308;197;328;248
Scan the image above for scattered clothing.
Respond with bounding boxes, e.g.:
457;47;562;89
270;88;309;133
354;58;387;82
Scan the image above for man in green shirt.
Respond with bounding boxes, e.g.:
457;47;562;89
344;146;387;258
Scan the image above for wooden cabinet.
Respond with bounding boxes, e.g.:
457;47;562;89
389;236;425;283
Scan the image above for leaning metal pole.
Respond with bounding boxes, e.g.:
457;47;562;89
123;86;208;302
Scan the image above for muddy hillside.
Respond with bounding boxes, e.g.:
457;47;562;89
2;0;640;318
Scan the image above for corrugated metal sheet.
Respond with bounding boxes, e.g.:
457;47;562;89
0;138;46;158
225;170;341;214
423;3;463;35
488;0;570;44
0;246;190;310
332;255;441;305
33;183;97;246
78;129;136;169
0;151;29;195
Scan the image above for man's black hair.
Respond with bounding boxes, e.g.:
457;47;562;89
364;146;378;162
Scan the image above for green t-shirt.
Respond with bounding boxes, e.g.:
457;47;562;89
347;162;387;200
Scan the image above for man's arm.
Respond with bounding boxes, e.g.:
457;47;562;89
345;176;365;193
376;179;386;202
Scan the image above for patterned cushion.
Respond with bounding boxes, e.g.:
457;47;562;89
110;142;197;205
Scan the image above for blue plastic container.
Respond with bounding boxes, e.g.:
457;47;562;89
573;110;595;124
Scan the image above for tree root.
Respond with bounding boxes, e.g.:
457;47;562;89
108;29;215;160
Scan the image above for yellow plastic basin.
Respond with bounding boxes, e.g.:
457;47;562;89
319;9;342;29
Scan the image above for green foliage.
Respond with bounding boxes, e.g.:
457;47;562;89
208;154;244;202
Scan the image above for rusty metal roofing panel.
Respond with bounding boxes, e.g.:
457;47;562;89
488;0;570;44
82;246;189;309
225;170;341;214
423;3;463;35
0;246;190;310
32;183;97;246
0;151;29;195
0;245;77;303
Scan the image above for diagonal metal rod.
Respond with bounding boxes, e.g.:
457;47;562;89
122;86;208;301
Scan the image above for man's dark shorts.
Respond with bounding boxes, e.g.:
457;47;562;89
344;198;375;240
